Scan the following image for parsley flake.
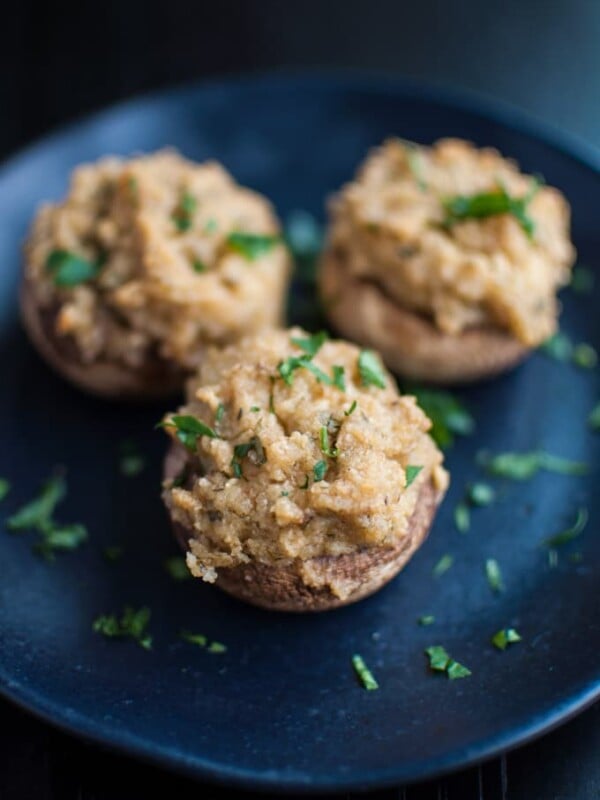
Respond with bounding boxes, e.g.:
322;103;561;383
570;265;594;294
485;558;504;592
544;507;588;547
479;450;588;480
319;426;339;458
313;460;327;482
172;191;197;232
418;615;435;626
119;440;145;477
541;332;573;361
93;606;152;649
433;554;454;578
215;403;225;424
572;342;598;369
408;387;474;449
227;231;280;260
454;502;470;533
405;465;423;487
351;654;379;690
492;628;522;651
425;646;471;679
46;249;102;287
165;555;191;581
443;180;540;239
192;259;207;273
344;400;357;416
181;630;227;653
158;415;219;451
589;402;600;431
0;479;10;501
358;350;387;389
231;436;266;479
468;482;495;506
291;330;328;357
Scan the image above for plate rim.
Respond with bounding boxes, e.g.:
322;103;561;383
0;69;599;793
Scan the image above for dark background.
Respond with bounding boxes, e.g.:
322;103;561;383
0;1;599;798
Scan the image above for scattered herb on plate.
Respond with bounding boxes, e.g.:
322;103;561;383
351;654;379;690
93;606;152;649
478;450;588;480
570;265;594;295
119;440;145;477
165;555;191;581
0;479;10;501
433;553;454;578
454;502;470;533
418;615;435;626
485;558;504;593
572;342;597;369
181;631;227;653
408;387;474;449
543;507;588;547
492;628;522;651
541;332;572;361
425;646;471;680
468;482;495;506
589;402;600;431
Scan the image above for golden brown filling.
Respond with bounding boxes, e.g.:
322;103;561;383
162;328;448;583
24;151;290;369
325;138;575;346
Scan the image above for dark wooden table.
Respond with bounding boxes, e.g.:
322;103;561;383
1;1;599;797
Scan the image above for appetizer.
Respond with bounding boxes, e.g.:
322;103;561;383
320;138;575;383
22;150;290;398
161;327;449;612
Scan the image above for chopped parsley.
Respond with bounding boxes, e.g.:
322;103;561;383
454;502;470;533
332;365;346;391
479;450;588;480
93;606;152;649
544;507;588;547
485;558;504;592
425;646;471;680
215;403;225;424
344;400;357;416
0;479;10;501
119;440;145;477
291;330;328;356
572;342;597;369
548;548;559;568
103;545;123;562
319;426;339;458
418;615;435;626
589;402;600;431
172;191;197;232
7;474;87;559
443;179;540;239
358;350;387;389
46;249;102;287
227;231;280;260
405;465;423;487
231;436;266;479
433;553;454;578
181;630;227;653
313;460;327;482
351;654;379;690
277;354;342;388
541;332;573;361
491;628;522;651
158;415;219;451
468;482;495;506
408;387;474;449
165;555;191;581
250;405;260;412
570;265;594;294
192;259;207;273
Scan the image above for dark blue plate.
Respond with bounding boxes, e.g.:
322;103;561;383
0;73;598;794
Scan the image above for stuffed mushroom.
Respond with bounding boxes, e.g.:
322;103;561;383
320;138;575;384
22;150;290;398
161;327;449;612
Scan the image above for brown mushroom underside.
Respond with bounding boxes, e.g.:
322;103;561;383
319;248;528;385
164;442;444;613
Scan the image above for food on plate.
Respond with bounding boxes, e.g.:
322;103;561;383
161;327;449;612
21;150;290;398
319;138;576;383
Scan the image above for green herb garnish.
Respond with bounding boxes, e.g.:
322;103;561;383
231;436;266;479
479;450;588;480
344;400;357;416
158;415;219;451
468;482;495;506
313;460;327;482
425;646;471;680
485;558;504;592
589;402;600;430
408;387;474;449
332;365;346;391
544;507;588;547
207;641;227;654
46;249;102;287
443;179;540;238
572;342;598;369
277;354;341;388
93;606;152;649
541;332;573;361
172;191;197;232
405;465;423;487
418;615;435;626
351;654;379;690
358;350;387;389
0;479;10;501
492;628;522;651
215;403;225;424
570;265;594;294
119;440;145;477
181;631;227;653
227;231;280;260
291;330;328;357
454;502;470;533
433;554;454;578
192;259;207;273
165;555;191;581
548;548;559;568
319;426;339;458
